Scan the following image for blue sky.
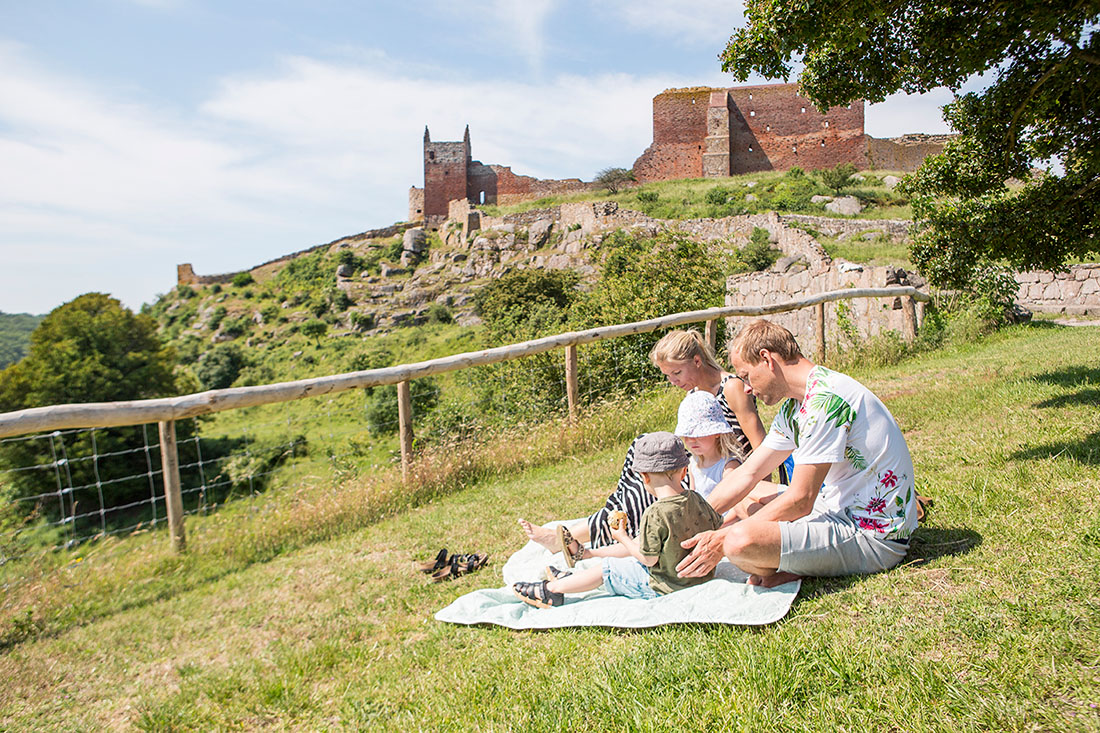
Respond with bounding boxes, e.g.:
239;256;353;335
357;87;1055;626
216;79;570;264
1;0;966;315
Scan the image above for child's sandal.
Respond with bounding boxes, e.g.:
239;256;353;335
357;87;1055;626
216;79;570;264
545;565;571;581
556;526;584;568
513;580;564;608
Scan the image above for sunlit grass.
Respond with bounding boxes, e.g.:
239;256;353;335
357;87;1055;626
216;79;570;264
2;324;1098;729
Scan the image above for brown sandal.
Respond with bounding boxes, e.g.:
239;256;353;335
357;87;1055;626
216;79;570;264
557;526;584;568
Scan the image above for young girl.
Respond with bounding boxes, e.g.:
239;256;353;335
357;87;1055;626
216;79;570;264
674;390;744;505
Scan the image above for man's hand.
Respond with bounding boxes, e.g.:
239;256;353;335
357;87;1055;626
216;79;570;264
676;529;727;578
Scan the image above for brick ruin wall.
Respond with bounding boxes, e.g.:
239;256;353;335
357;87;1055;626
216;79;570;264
487;165;594;205
634;84;867;181
422;140;468;221
1015;265;1100;316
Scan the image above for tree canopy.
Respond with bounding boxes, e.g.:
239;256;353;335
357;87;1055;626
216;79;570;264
720;0;1100;288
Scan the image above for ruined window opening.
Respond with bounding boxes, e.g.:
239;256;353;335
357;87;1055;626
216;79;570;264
820;140;825;147
479;191;485;204
824;120;830;128
429;151;435;160
766;124;771;131
750;110;755;117
801;107;806;113
748;93;753;100
792;145;797;153
748;146;753;152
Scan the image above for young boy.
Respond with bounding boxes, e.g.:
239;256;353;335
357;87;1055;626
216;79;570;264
512;432;723;607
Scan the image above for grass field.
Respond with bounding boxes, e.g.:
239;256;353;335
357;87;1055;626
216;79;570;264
2;322;1099;731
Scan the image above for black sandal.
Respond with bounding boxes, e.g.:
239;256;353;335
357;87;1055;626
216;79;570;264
417;548;448;574
431;553;462;583
545;565;571;581
513;580;564;608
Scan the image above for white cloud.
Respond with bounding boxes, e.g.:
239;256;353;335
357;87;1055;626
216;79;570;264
597;0;746;44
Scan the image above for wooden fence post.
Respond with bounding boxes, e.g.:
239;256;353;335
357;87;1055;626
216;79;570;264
565;344;579;422
902;297;918;342
397;380;413;482
815;302;826;363
704;319;717;353
157;420;186;553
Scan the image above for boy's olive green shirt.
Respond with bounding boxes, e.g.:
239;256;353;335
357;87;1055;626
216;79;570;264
640;491;723;594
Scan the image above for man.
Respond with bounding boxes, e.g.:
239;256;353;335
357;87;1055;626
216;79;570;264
676;319;917;587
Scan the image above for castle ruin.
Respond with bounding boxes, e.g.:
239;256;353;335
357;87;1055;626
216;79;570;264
409;83;950;227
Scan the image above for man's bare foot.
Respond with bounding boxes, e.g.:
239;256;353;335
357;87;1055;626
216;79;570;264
518;518;559;551
746;571;801;588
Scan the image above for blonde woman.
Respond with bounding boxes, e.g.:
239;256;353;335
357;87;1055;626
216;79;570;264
519;328;766;557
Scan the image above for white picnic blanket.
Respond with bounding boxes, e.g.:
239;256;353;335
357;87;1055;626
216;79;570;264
435;521;800;629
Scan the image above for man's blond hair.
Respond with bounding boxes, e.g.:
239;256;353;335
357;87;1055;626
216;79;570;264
728;320;803;366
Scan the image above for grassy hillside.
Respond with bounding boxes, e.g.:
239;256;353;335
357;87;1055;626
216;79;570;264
0;311;43;369
1;322;1097;730
479;167;912;221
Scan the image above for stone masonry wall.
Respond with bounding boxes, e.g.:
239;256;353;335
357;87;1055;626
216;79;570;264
779;214;912;241
726;265;918;358
866;134;952;173
1015;265;1100;316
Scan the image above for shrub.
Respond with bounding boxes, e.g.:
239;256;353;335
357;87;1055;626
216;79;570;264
594;167;636;193
364;377;440;435
636;190;659;204
221;316;250;338
425;302;453;325
177;284;196;299
260;304;281;324
705;186;734;205
232;272;254;287
301;319;328;343
349;310;375;332
737;227;781;271
474;270;580;323
195;344;246;390
818;162;858;194
208;306;227;330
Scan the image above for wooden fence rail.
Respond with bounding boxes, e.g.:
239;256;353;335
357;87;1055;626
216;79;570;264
0;286;930;552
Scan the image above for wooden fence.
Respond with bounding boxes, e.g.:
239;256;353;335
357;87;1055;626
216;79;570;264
0;286;929;552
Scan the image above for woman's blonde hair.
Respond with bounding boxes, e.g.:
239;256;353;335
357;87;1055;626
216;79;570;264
716;432;746;464
649;329;723;371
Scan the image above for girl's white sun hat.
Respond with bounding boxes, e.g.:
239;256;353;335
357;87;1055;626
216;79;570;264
675;390;734;438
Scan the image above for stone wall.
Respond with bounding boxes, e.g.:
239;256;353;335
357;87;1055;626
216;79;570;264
726;265;920;357
779;214;912;241
865;134;953;172
1015;265;1100;316
407;186;424;222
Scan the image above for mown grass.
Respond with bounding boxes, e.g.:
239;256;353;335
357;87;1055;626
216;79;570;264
2;324;1098;731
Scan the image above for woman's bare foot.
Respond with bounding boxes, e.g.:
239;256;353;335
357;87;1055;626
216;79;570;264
747;571;801;588
518;518;559;551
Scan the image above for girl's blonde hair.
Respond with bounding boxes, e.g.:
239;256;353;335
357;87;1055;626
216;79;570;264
716;432;746;464
649;329;723;372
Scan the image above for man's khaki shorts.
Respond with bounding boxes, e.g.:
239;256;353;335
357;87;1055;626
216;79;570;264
778;511;908;577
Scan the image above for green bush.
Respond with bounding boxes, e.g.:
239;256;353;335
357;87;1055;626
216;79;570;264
364;378;440;435
301;319;328;343
349;310;375;332
208;306;227;330
221;316;250;339
177;285;196;299
260;304;281;324
705;186;735;205
473;270;580;323
232;272;254;287
195;344;246;390
636;191;659;204
817;162;857;194
736;227;781;271
425;303;453;325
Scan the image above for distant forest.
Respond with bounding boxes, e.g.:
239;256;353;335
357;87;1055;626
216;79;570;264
0;311;43;370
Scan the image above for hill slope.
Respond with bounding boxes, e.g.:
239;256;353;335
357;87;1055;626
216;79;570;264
2;322;1097;729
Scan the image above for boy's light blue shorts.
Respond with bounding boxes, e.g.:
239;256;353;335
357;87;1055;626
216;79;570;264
601;557;658;600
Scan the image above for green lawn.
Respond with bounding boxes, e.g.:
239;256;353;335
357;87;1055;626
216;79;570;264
2;323;1099;731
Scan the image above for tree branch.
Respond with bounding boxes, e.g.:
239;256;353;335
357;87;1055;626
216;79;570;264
1004;60;1065;155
